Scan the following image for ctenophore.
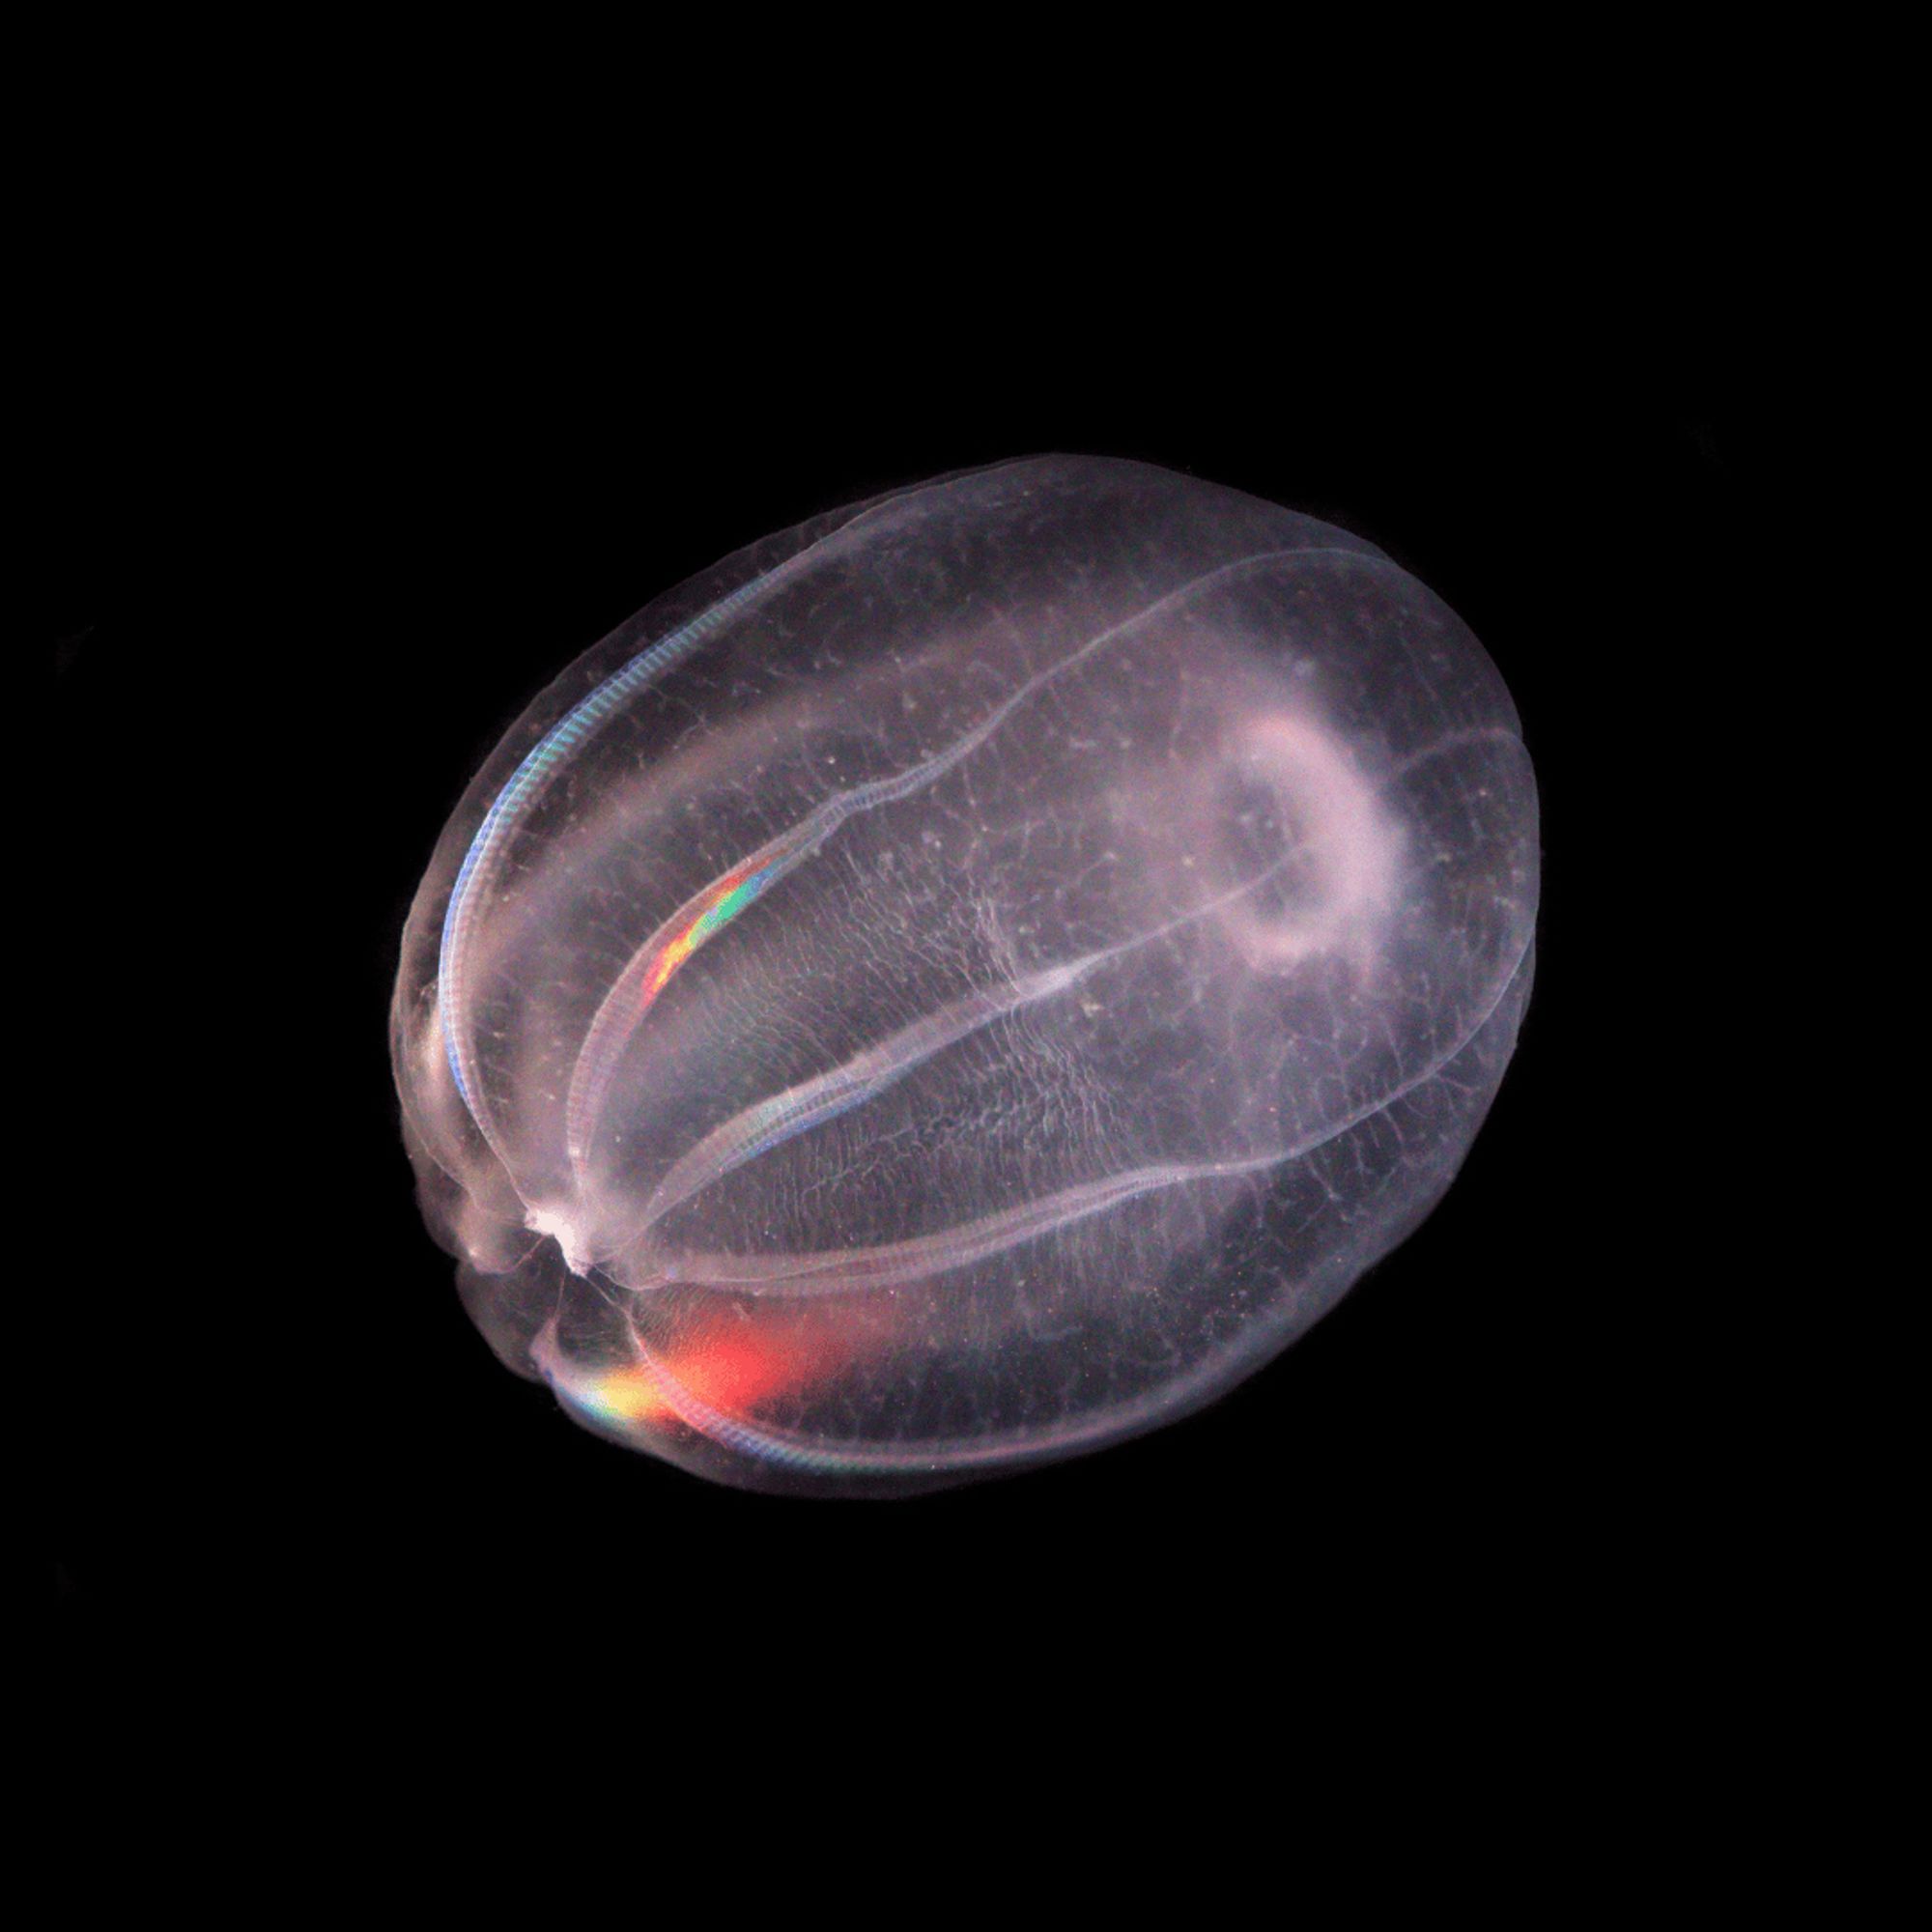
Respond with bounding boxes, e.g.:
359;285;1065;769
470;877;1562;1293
390;456;1539;1495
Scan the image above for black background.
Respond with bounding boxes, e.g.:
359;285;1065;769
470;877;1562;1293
43;267;1762;1718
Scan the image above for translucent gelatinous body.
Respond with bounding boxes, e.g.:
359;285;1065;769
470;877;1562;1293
391;456;1539;1494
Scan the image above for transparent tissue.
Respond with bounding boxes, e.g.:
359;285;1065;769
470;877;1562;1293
391;456;1539;1494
